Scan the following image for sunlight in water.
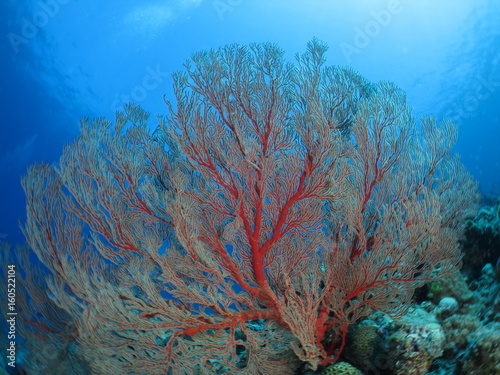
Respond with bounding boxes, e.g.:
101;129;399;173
123;4;174;35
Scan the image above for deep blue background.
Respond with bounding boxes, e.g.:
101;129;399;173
1;0;499;245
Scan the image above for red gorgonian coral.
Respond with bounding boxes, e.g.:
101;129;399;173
22;40;478;374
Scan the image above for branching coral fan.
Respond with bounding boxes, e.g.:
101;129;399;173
22;39;479;374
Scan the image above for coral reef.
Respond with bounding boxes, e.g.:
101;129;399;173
4;36;498;374
344;322;382;369
388;311;445;375
341;243;500;375
427;271;476;306
432;262;500;374
343;308;445;375
19;39;479;373
461;199;500;277
461;322;500;374
319;362;363;375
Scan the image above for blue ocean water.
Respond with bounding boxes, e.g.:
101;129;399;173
0;0;499;245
